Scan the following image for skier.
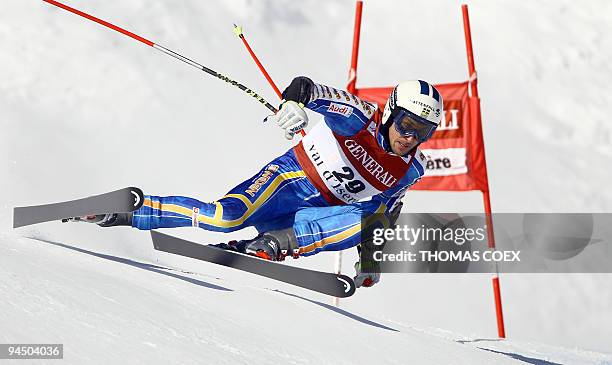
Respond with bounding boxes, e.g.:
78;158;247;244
69;77;443;288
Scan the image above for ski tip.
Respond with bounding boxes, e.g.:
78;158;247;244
336;274;356;297
127;187;144;210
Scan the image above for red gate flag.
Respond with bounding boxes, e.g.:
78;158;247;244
355;81;489;192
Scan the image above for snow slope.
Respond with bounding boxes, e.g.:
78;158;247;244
1;0;612;362
2;232;610;365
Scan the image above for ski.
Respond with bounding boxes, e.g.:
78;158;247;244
150;231;356;298
13;187;144;228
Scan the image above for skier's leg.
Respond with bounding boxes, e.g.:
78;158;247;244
132;149;326;232
292;199;390;257
132;194;229;230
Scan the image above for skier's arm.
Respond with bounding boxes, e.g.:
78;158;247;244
354;200;403;288
281;76;378;135
354;152;426;287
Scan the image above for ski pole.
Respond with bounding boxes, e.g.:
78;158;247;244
42;0;278;113
233;24;306;137
233;24;282;99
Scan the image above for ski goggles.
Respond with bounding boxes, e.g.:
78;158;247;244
391;107;438;143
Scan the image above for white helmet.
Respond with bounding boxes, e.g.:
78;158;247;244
382;80;444;143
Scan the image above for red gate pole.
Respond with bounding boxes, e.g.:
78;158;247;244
346;1;363;94
333;0;363;307
461;4;506;338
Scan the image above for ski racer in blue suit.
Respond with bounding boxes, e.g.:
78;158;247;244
82;77;444;288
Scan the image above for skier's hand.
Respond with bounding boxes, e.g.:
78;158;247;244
354;261;381;288
265;100;308;140
353;203;401;289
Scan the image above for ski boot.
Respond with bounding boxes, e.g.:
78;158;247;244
216;228;300;261
62;212;133;227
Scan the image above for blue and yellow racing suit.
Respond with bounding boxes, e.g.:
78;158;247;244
133;79;426;256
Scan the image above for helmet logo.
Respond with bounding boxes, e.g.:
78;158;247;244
420;108;431;118
411;100;436;119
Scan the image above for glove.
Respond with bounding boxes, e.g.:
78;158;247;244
354;261;381;288
353;202;402;288
389;201;403;226
265;100;308;140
